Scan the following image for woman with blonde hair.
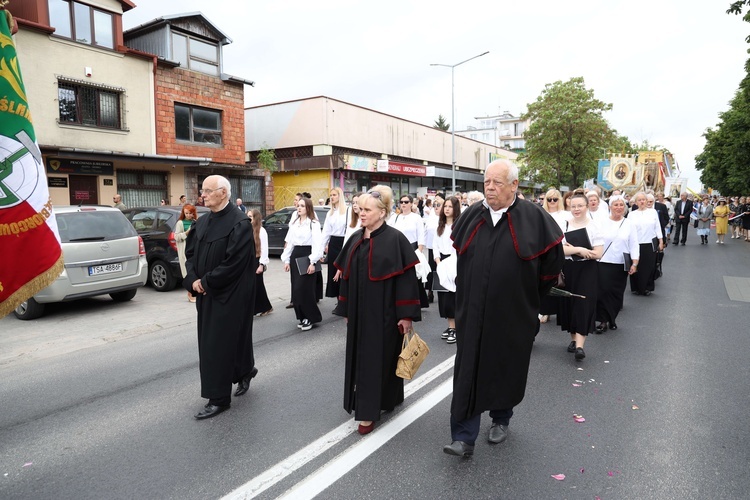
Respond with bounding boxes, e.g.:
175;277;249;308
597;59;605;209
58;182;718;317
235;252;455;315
344;192;362;244
322;187;348;298
249;209;272;316
539;188;569;323
333;185;421;434
174;204;197;302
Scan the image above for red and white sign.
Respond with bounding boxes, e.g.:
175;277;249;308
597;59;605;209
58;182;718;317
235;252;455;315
376;160;426;177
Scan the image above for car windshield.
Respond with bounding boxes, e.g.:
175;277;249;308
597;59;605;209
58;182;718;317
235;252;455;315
57;211;137;243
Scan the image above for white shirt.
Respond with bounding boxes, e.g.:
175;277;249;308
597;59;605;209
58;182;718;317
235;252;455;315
280;217;324;265
589;206;610;226
628;208;663;243
483;198;513;226
258;227;269;266
598;217;640;265
432;222;456;259
423;213;439;249
547;210;572;232
322;207;347;247
562;220;604;261
388;212;425;246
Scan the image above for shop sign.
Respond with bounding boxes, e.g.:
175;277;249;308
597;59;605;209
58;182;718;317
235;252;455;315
375;160;426;177
48;177;68;188
47;158;114;176
343;155;377;172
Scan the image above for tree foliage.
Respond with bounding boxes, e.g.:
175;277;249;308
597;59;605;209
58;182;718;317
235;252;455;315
257;144;277;172
520;77;618;188
433;114;450;131
695;63;750;194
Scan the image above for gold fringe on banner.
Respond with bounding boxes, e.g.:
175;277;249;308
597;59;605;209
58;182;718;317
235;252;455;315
0;255;64;319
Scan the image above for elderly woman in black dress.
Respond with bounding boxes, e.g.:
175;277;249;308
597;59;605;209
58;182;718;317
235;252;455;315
333;185;421;435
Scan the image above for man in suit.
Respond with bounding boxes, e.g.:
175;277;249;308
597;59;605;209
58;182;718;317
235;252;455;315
672;192;693;245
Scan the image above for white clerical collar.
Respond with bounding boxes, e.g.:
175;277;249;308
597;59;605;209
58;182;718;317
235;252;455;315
483;197;515;225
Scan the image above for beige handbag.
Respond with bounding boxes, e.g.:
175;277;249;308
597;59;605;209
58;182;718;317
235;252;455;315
396;328;430;380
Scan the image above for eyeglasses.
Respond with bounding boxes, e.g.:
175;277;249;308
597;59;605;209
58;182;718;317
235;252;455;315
199;188;225;195
400;200;411;204
433;203;442;208
366;190;381;199
547;197;559;202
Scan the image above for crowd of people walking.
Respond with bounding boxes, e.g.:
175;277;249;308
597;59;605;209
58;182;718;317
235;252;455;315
178;171;749;458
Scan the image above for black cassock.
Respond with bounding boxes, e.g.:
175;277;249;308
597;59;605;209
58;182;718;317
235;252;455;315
333;224;421;422
450;199;564;421
184;202;256;402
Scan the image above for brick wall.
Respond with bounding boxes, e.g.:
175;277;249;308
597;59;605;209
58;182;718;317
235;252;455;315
155;66;245;164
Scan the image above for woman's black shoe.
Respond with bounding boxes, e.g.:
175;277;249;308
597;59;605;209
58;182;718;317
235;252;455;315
608;322;618;330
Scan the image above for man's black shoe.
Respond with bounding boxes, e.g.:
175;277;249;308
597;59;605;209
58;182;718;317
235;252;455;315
234;367;259;397
285;302;294;309
443;441;474;457
194;404;229;420
488;423;508;444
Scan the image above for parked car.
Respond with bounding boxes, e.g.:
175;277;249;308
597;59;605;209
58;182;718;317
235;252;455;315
263;206;329;255
14;206;148;320
122;206;210;291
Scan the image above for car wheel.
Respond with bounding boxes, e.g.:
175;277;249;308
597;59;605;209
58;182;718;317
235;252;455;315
110;289;138;302
14;297;45;320
149;260;176;292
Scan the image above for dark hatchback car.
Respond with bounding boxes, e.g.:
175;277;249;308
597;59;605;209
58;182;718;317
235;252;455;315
263;206;329;255
122;206;210;291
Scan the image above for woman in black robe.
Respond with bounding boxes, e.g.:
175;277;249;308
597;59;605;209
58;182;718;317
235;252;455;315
333;185;421;435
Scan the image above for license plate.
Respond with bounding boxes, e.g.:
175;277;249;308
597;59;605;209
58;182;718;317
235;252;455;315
88;263;123;276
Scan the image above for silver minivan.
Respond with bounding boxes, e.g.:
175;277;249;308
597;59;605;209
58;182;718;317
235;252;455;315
13;206;148;320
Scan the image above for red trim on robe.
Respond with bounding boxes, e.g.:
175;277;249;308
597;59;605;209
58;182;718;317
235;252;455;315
338;295;347;301
367;236;419;281
454;218;486;255
540;274;560;281
396;299;420;306
507;212;564;261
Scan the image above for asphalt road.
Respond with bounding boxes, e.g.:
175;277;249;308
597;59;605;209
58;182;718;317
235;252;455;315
1;236;749;499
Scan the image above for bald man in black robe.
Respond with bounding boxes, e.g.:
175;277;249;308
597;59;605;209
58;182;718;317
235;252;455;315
443;161;564;457
184;175;257;420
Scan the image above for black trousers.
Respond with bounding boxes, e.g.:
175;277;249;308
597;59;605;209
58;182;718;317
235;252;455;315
450;408;514;445
673;218;690;243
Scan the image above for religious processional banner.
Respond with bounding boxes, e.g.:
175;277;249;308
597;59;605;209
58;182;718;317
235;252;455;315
0;7;63;318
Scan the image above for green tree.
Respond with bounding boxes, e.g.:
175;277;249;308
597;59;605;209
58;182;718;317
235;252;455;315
257;144;277;172
433;114;450;131
520;77;617;188
695;63;750;194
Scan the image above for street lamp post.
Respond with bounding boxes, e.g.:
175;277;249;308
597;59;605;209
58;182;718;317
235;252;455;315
431;51;489;195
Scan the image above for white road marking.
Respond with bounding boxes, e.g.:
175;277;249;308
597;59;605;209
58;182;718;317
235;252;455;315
277;378;454;500
220;356;455;500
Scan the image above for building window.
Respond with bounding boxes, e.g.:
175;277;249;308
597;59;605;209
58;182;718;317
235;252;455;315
48;0;114;49
172;32;219;75
58;80;123;129
175;104;222;145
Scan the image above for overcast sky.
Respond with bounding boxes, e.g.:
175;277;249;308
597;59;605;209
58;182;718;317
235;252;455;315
124;0;750;191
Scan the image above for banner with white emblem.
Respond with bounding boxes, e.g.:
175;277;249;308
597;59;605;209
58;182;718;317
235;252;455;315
0;7;63;318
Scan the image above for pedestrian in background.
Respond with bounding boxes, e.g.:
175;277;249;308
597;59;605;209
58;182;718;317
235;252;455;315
389;194;429;308
433;196;460;343
628;192;663;296
322;187;347;299
672;192;693;245
184;175;257;419
174;203;197;303
333;185;421;435
696;196;714;245
539;188;569;324
343;192;362;244
249;209;272;316
444;160;563;458
282;197;323;331
558;191;604;361
714;198;729;244
596;195;639;333
113;194;126;211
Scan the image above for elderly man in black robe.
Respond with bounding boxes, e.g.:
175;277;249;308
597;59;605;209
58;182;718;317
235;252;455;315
184;175;257;420
443;160;564;457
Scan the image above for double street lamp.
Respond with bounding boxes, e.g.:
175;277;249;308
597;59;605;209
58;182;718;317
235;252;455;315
431;51;489;195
